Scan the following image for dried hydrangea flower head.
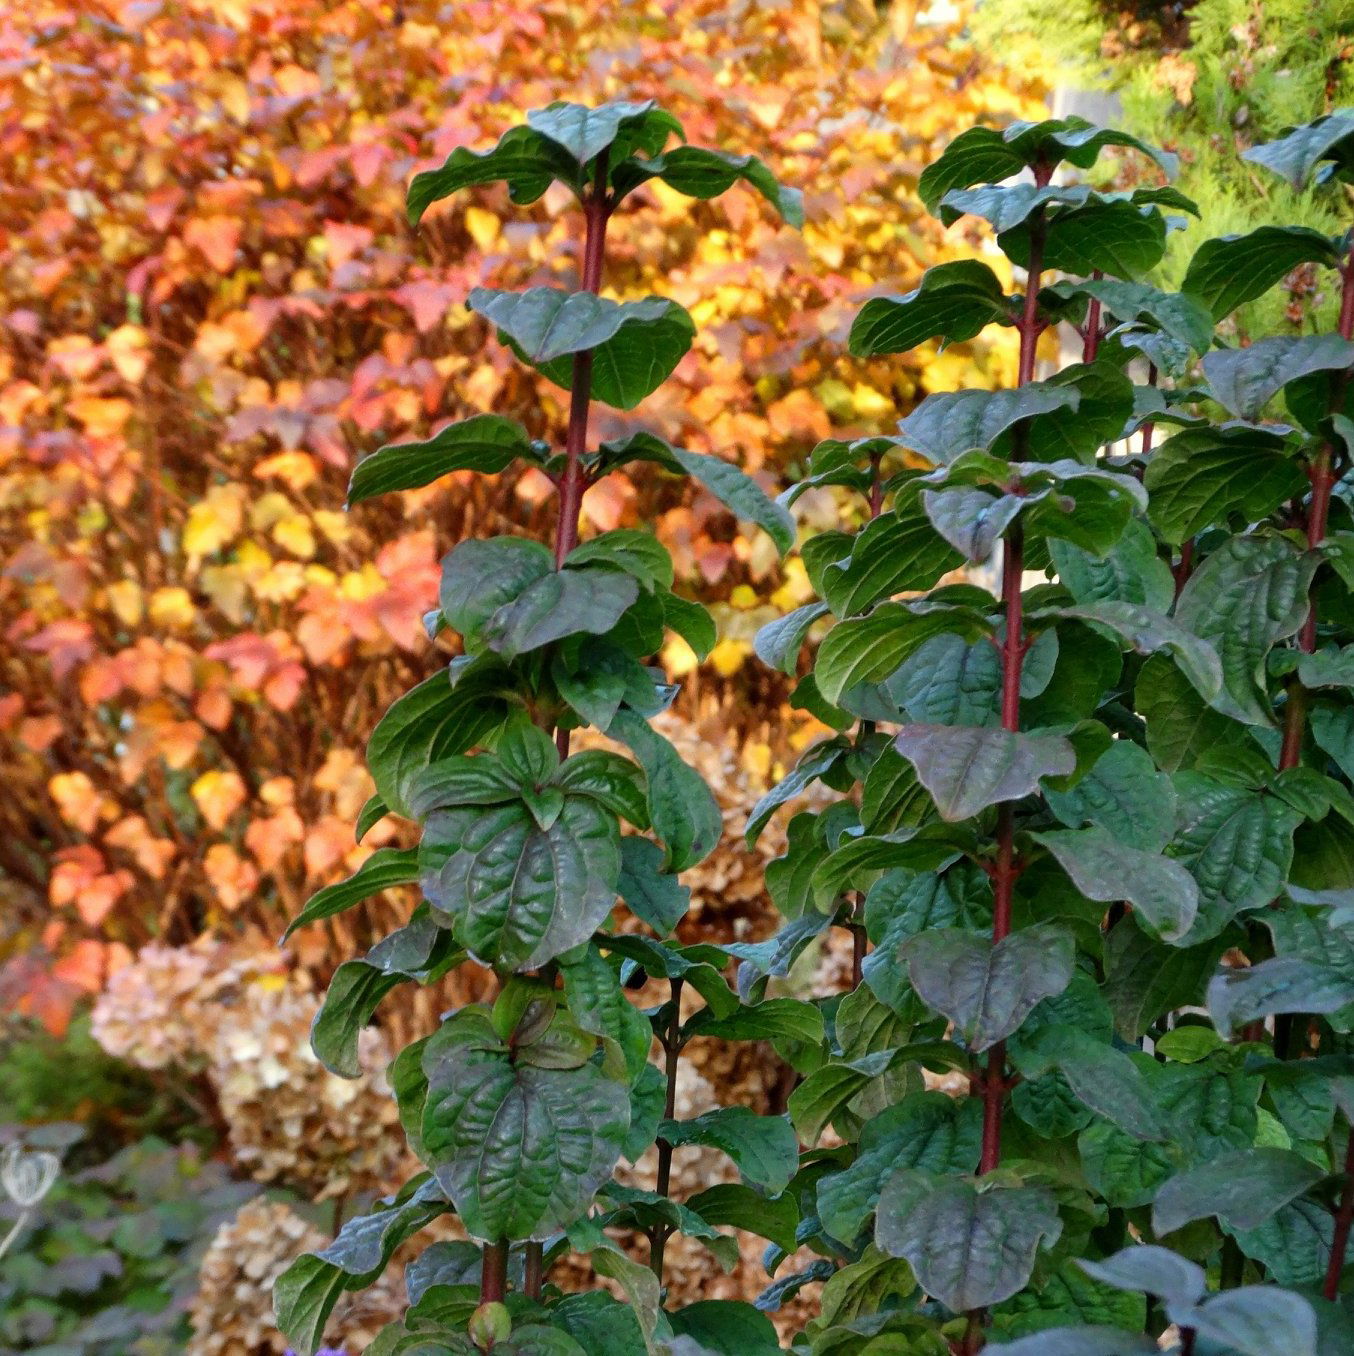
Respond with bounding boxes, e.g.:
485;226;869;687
0;1143;59;1208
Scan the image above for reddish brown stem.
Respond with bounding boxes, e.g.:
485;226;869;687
1172;537;1195;602
649;976;684;1281
523;1240;544;1300
1082;270;1103;364
553;154;610;569
480;1237;508;1305
1325;1125;1354;1300
1139;363;1158;459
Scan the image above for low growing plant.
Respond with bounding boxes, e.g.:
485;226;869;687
275;95;1354;1356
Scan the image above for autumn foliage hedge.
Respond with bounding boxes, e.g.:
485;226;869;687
0;0;1042;1029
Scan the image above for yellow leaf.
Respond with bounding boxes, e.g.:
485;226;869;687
105;579;143;625
709;637;750;677
272;514;316;560
148;587;196;630
182;484;245;559
190;769;248;831
464;206;501;251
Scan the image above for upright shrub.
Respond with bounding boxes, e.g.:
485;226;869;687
754;113;1354;1354
273;100;806;1355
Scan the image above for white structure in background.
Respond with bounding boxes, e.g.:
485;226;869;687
0;1142;60;1261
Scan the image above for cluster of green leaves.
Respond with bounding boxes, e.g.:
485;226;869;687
275;100;805;1356
0;1126;254;1355
749;110;1354;1353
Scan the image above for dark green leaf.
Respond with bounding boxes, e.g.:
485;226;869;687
421;1008;630;1240
659;1108;799;1194
849;260;1014;356
1152;1148;1325;1235
875;1172;1062;1314
893;385;1079;466
282;847;419;941
348;415;535;505
616;145;803;225
754;601;829;674
1202;335;1354;420
1143;425;1305;545
1032;828;1197;942
901;923;1076;1052
469;287;694;410
894;724;1076;821
616;836;689;935
1078;1245;1204;1305
607;708;720;871
1182;226;1342;318
1045;739;1176;852
1208;956;1354;1037
421;797;621;970
1243;110;1354;188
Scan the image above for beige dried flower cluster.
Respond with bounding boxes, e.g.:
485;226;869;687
188;1197;403;1356
91;939;409;1197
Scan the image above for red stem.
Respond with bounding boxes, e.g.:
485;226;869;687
480;1237;508;1305
1082;269;1103;364
523;1241;544;1300
553;154;610;571
974;189;1044;1184
649;977;684;1280
1326;1127;1354;1300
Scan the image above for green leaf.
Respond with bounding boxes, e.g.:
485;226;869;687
1078;1245;1204;1306
1182;226;1342;318
1103;917;1223;1039
1032;828;1197;942
1208;956;1354;1038
1050;520;1173;611
407;123;581;224
1079;1118;1178;1208
986;1328;1157;1355
894;724;1076;821
368;668;508;819
821;502;964;615
421;1008;629;1241
1176;1286;1319;1356
527;98;670;165
1152;1147;1325;1235
615;836;689;935
892;385;1080;466
439;536;552;644
1243;110;1354;188
1001;199;1169;280
1046;600;1223;704
421;796;621;971
560;946;652;1082
893;631;1000;728
901;923;1076;1052
685;995;824;1049
469;287;694;410
591;1245;662;1353
480;566;640;661
666;1300;783;1355
597;430;794;554
1011;1026;1171;1141
606;708;720;871
1202;335;1354;420
816;602;992;707
282;847;419;941
1170;773;1301;941
1231;1197;1334;1288
1175;536;1319;726
994;1260;1147;1341
875;1172;1062;1314
849;260;1014;355
685;1183;799;1254
275;1181;447;1355
1143;425;1304;545
311;913;458;1076
659;1107;799;1194
565;529;673;592
918;118;1175;213
817;1092;983;1243
1045;739;1175;852
348;415;535;505
1135;653;1249;774
660;592;716;660
1045;279;1213;355
755;601;828;674
615;145;803;225
552;749;649;828
922;485;1029;562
